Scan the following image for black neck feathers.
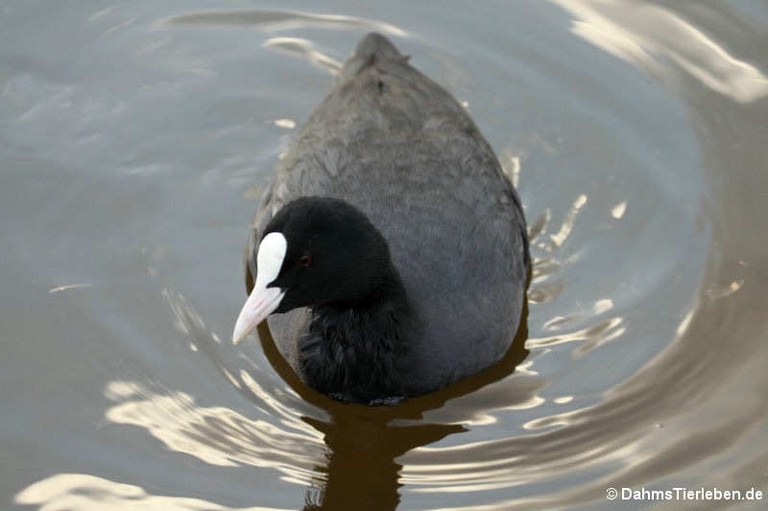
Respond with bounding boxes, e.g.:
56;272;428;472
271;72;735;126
297;272;414;404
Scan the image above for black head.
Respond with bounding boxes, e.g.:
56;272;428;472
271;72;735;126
258;197;396;312
232;197;403;342
233;196;401;343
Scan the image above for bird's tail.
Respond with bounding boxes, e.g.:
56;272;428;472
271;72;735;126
340;32;409;79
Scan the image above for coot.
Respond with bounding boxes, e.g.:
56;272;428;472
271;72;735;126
233;33;529;404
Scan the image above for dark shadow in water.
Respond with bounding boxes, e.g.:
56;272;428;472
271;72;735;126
257;301;529;511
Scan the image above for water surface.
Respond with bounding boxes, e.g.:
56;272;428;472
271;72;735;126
2;1;768;510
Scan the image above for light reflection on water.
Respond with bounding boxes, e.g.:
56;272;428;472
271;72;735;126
554;0;768;103
104;380;323;474
15;473;288;511
3;0;768;510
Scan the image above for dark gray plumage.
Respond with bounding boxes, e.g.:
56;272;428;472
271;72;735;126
240;33;529;402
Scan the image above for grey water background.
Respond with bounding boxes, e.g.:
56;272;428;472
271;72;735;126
2;1;768;510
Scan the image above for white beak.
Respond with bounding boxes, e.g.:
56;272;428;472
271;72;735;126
232;232;287;344
232;282;285;344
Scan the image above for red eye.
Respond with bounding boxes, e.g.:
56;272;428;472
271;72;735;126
299;254;312;268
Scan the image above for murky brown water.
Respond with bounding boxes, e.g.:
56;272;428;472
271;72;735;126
2;1;767;510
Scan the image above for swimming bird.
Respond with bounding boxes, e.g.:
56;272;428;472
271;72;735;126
233;33;529;404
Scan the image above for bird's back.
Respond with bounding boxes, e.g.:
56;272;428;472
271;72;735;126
250;34;528;395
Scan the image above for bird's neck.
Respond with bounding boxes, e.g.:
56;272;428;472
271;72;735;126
297;273;414;404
